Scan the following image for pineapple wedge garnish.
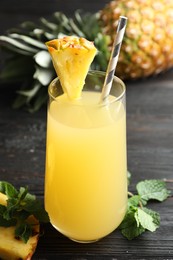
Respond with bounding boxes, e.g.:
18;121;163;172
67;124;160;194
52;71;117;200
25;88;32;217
0;192;39;260
46;36;97;99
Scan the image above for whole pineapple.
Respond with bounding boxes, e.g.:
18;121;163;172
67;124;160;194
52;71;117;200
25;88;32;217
99;0;173;79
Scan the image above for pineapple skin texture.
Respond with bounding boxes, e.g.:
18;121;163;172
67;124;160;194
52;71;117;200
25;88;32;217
46;36;97;99
100;0;173;79
0;192;39;260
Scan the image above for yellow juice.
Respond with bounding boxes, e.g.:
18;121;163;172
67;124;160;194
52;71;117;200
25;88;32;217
45;89;127;242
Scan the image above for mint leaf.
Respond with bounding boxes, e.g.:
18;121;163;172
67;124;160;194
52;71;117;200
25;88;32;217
121;222;145;240
18;186;29;201
119;210;137;229
119;206;160;239
21;192;49;223
119;210;145;240
135;208;158;232
0;215;16;227
136;179;171;203
143;207;160;227
0;204;17;227
23;198;49;223
22;189;36;203
15;223;32;243
128;195;141;208
0;205;6;215
0;181;18;198
33;207;50;223
5;198;19;220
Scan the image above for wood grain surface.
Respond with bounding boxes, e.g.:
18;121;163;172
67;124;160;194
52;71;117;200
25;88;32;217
0;70;173;260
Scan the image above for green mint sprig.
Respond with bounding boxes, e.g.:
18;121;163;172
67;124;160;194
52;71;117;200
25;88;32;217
0;181;49;243
119;177;171;240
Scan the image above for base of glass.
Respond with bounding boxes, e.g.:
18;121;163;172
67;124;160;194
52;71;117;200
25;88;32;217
52;224;101;243
52;223;103;243
69;237;100;244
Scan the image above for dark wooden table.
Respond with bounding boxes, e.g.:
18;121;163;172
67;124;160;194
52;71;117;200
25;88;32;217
0;69;173;260
0;1;173;259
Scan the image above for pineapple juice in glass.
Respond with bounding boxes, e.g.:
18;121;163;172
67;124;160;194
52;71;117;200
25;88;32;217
45;70;127;243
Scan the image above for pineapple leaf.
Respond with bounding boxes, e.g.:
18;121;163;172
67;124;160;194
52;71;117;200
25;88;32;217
0;42;34;56
74;10;84;27
0;36;38;54
34;50;52;68
53;12;72;32
9;33;47;50
12;94;30;109
33;65;54;86
28;86;48;113
69;18;84;37
17;82;41;100
21;21;37;31
43;31;56;40
40;17;59;31
13;81;47;112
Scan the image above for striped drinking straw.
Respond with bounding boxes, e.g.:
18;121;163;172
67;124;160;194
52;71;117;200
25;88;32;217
100;16;127;103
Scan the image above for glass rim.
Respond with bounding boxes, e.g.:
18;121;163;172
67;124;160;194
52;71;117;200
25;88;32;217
48;70;126;107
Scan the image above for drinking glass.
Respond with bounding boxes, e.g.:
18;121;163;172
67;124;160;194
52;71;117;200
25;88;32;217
45;70;127;243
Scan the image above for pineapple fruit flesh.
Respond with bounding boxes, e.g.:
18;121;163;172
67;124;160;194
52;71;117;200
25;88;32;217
99;0;173;79
0;192;39;260
46;36;97;99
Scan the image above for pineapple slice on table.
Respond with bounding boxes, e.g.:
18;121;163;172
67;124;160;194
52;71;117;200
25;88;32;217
0;192;39;260
46;36;97;100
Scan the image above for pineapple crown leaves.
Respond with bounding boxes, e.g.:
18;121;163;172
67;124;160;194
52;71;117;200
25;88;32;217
0;10;110;112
